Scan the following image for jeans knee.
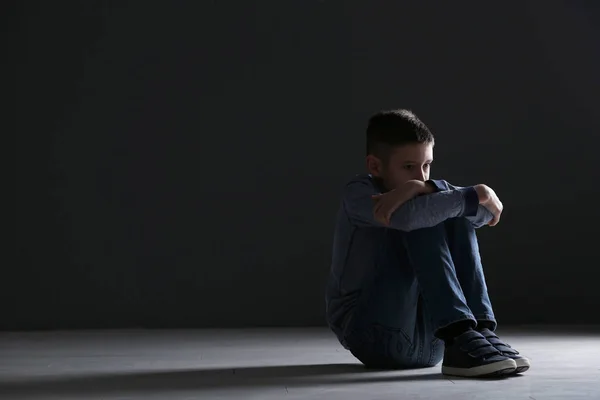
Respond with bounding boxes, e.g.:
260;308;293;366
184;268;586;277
445;217;475;234
404;221;447;246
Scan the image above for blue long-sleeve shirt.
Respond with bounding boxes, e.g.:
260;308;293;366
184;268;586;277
325;174;493;342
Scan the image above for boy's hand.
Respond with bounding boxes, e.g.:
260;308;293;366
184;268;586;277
371;180;434;225
474;184;503;226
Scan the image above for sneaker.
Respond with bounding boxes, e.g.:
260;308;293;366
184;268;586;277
479;328;530;373
441;329;517;377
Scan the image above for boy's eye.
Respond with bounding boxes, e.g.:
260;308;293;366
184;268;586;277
404;165;414;170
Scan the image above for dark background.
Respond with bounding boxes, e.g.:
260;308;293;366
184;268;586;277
10;1;600;330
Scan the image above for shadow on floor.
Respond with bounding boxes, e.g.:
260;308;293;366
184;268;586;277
0;363;445;396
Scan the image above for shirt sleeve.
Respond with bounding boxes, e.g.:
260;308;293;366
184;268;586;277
343;176;481;231
429;179;493;228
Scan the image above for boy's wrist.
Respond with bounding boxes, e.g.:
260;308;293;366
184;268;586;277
474;184;491;204
403;180;435;197
424;179;448;193
424;180;439;194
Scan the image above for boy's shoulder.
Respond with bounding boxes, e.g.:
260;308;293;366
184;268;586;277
345;173;372;185
342;174;376;190
341;174;382;197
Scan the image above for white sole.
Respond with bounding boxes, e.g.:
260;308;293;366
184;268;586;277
514;357;531;373
442;359;517;377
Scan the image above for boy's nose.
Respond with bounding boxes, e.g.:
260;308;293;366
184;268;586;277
414;170;426;182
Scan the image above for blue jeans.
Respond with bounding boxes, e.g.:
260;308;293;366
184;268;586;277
343;217;496;369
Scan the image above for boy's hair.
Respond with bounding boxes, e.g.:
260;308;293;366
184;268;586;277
366;109;435;161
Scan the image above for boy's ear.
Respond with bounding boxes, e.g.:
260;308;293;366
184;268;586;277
366;154;383;177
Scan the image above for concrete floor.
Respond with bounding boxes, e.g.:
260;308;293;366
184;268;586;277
0;327;598;399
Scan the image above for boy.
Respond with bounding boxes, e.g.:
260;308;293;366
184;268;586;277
325;109;530;377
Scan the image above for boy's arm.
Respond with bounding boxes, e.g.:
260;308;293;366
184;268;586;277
343;177;481;231
430;179;494;228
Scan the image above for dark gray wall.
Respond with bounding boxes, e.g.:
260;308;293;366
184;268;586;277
10;1;600;329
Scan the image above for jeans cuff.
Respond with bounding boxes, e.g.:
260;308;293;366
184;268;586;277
433;313;477;334
474;314;497;331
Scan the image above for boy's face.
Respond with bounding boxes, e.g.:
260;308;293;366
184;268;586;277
367;142;434;190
